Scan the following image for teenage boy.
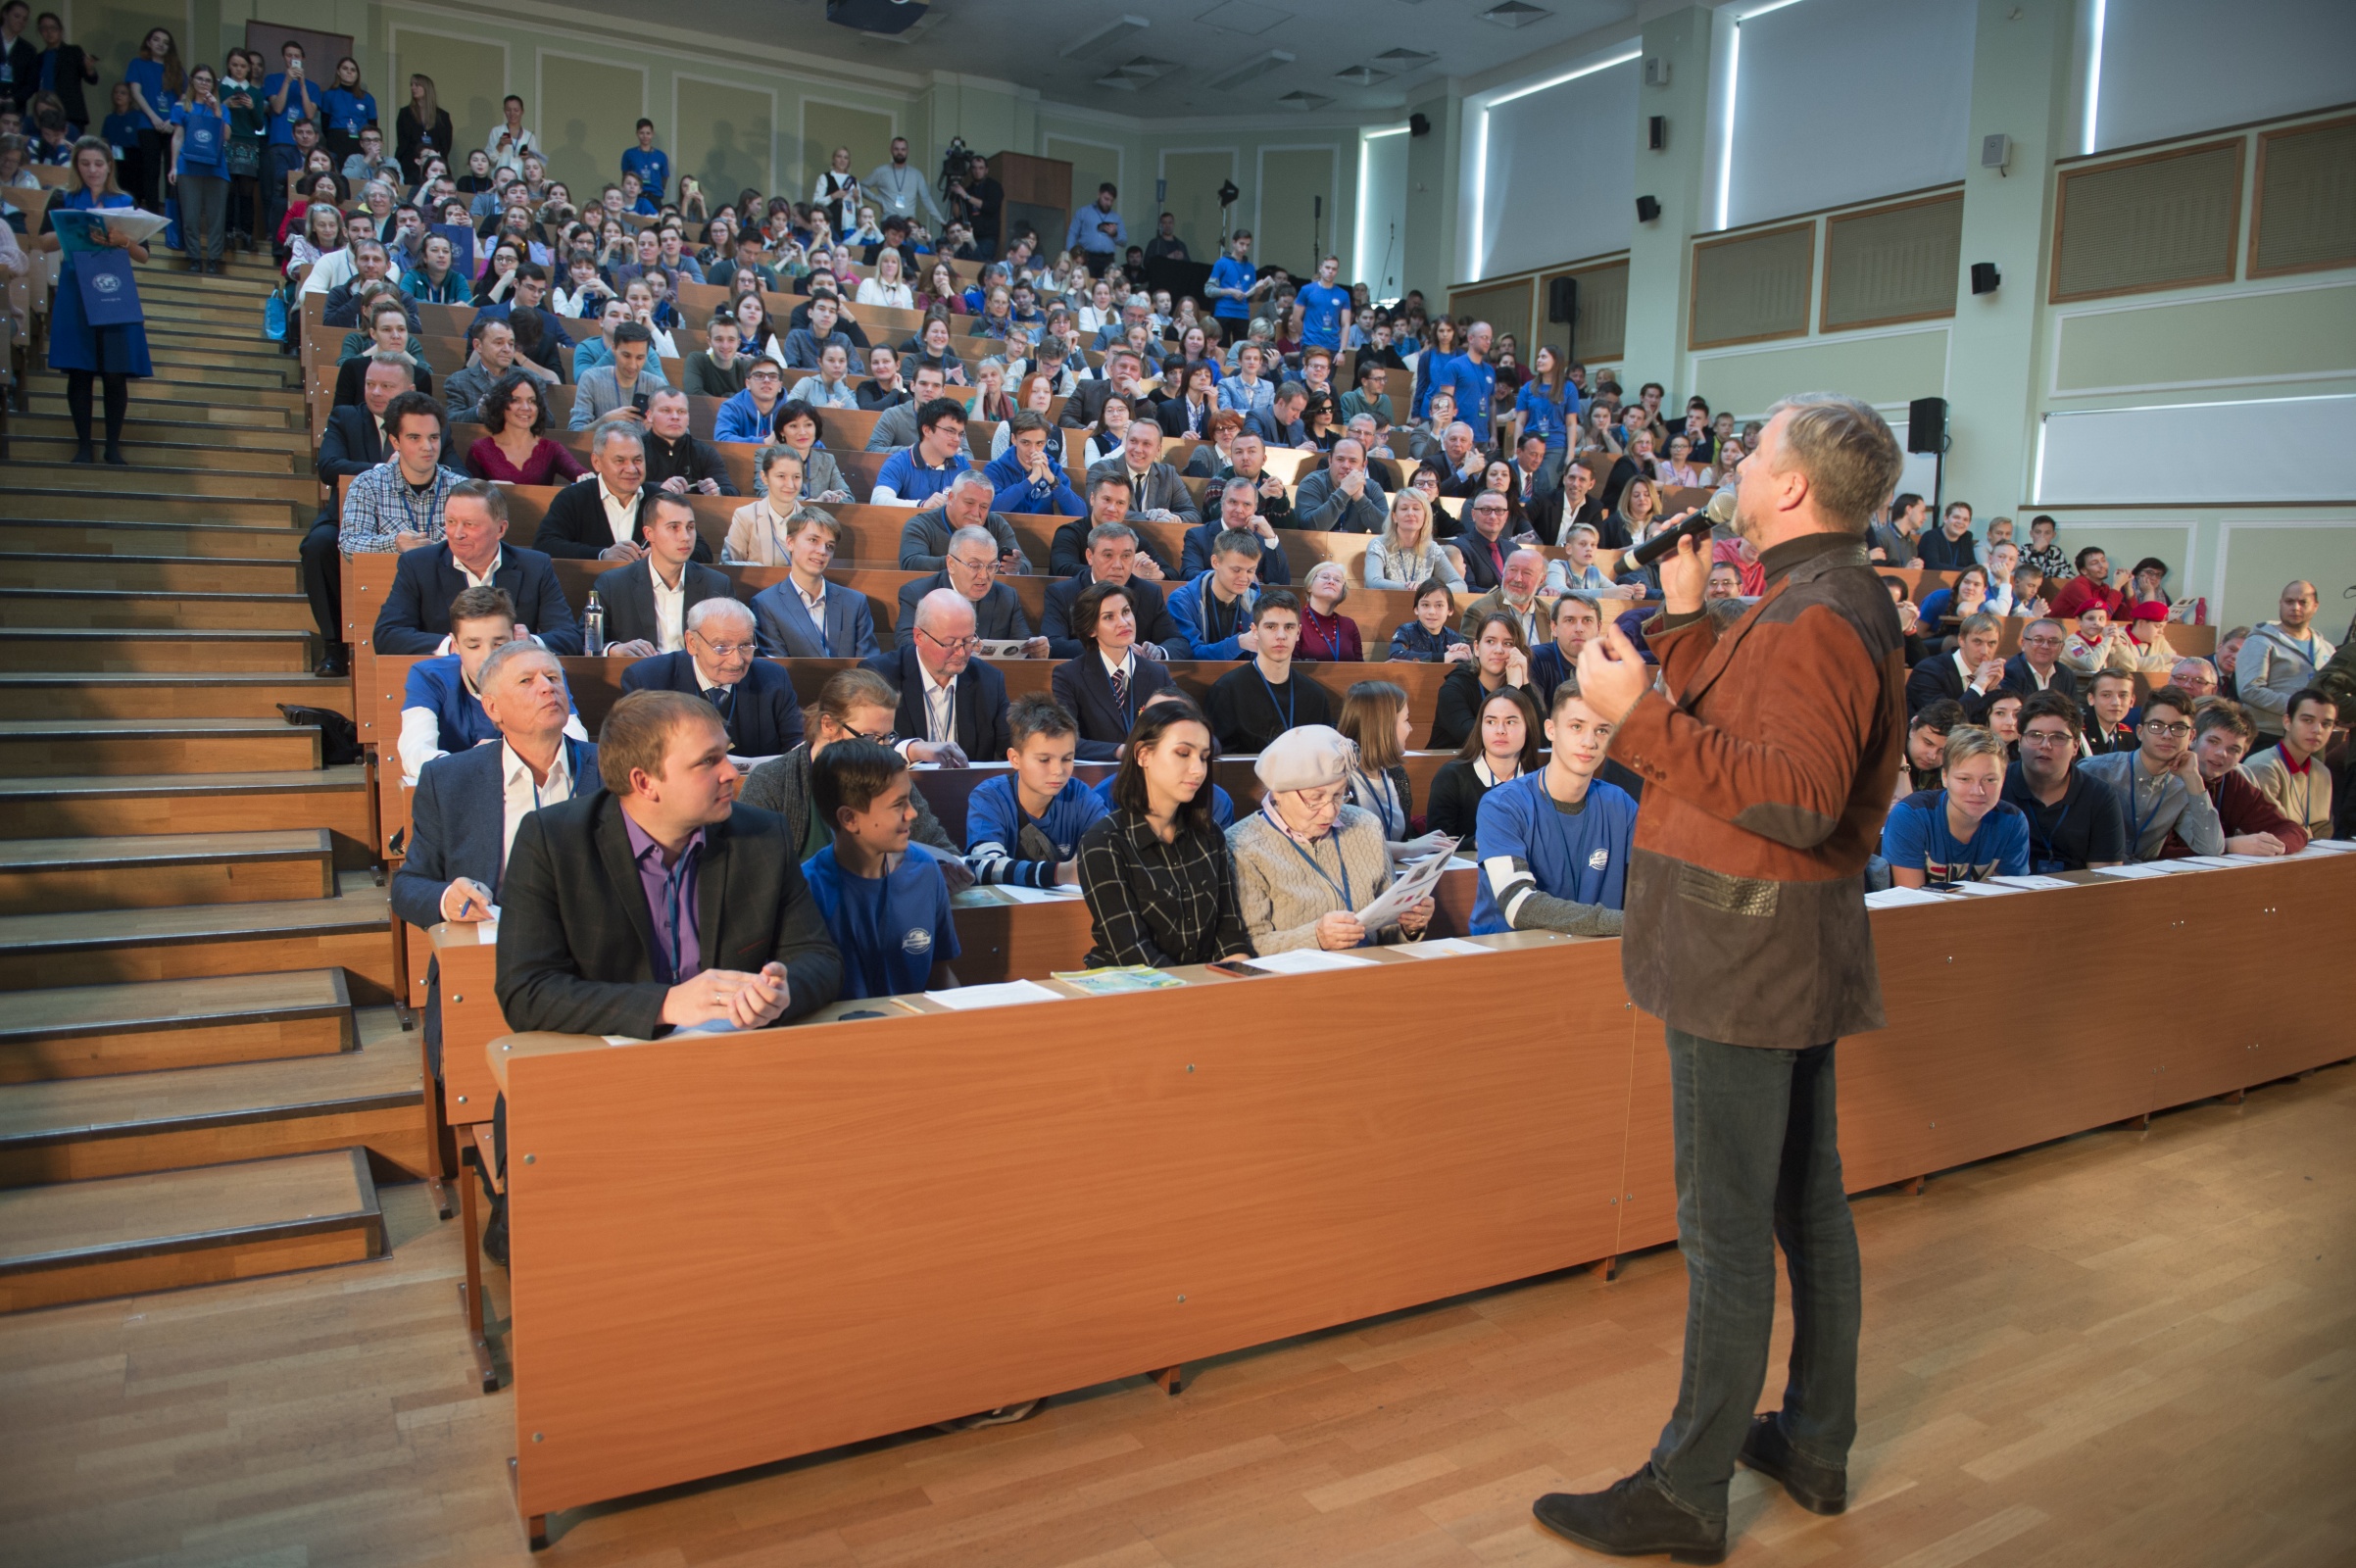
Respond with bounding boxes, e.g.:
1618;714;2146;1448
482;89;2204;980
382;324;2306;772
2239;687;2338;840
2002;691;2127;871
1203;589;1333;755
964;696;1109;888
2079;684;2222;860
801;739;960;1000
1469;680;1637;936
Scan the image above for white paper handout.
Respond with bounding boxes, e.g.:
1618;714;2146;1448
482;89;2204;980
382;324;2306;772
1940;880;2022;897
923;979;1066;1009
1397;938;1500;959
1355;837;1460;929
1244;948;1379;974
2092;863;2174;879
1864;886;1955;907
1990;874;2076;890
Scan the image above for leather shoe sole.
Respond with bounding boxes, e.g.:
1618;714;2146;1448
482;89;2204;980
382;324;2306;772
1739;1414;1846;1515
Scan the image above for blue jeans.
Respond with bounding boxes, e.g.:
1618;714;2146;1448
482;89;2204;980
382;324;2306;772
1648;1029;1861;1521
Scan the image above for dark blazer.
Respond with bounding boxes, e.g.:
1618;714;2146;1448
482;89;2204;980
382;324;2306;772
894;574;1030;648
1041;571;1187;660
598;558;734;649
1052;651;1176;760
1048;516;1175;578
391;734;597;1070
493;791;843;1040
315;404;386;486
334;353;432;408
1179;522;1292;585
373;542;582;656
1999;653;2080;701
1155;396;1218;440
532;478;717;563
1057;377;1129;430
1245;407;1306;448
860;644;1012;760
1084;458;1203;524
1905;650;1996;721
619;651;806;758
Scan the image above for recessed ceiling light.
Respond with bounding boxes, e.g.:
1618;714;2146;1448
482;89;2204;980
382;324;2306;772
1208;49;1295;91
1278;90;1334;110
1480;0;1549;26
1059;15;1151;59
1333;65;1392;84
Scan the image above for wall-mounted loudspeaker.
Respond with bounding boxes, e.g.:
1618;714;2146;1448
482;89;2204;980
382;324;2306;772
1636;194;1661;222
1648;116;1666;151
1547;275;1577;323
1970;262;2001;295
1409;112;1431;136
1906;397;1948;455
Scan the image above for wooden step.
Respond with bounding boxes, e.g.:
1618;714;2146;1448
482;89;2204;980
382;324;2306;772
25;359;290;392
0;518;306;561
0;463;314;503
0;768;372;870
0;718;320;777
0;489;300;527
0;1150;384;1312
9;436;300;474
0;554;300;595
0;588;314;632
0;1010;423;1187
0;876;396;1000
0;629;314;674
0;970;354;1082
22;384;299;422
0;830;337;914
8;413;310;452
0;673;351;722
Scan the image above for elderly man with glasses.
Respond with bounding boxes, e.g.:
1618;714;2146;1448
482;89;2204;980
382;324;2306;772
860;588;1013;768
618;597;807;762
895;524;1049;658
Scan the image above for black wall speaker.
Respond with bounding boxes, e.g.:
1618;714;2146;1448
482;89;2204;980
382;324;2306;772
1648;116;1666;151
1906;397;1948;455
1547;275;1577;323
1636;194;1661;222
1409;112;1432;137
1969;262;2001;295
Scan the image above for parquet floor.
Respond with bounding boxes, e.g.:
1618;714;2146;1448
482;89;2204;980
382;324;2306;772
3;1060;2349;1568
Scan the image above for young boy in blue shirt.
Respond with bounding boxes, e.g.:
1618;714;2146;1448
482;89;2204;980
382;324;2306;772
619;119;668;203
802;739;960;1000
966;696;1108;888
1471;679;1638;936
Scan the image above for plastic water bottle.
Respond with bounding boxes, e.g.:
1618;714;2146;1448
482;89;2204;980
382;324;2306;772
582;590;605;655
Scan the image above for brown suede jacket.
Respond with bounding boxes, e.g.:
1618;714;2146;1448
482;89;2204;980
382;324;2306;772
1610;530;1907;1049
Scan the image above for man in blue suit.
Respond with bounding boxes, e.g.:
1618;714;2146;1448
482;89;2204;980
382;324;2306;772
619;599;806;760
860;588;1011;767
372;480;581;656
391;639;597;1076
748;511;879;660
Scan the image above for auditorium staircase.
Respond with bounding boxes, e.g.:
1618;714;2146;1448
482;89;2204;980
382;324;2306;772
0;253;421;1314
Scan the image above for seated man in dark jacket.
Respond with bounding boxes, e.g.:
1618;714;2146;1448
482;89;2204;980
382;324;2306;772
618;599;806;760
894;524;1048;656
373;480;581;656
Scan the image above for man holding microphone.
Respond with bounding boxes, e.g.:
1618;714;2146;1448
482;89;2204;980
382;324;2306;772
1537;393;1909;1563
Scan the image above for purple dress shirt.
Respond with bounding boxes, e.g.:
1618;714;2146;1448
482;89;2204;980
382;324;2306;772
623;813;706;984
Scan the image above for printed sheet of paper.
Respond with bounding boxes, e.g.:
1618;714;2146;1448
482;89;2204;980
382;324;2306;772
1354;838;1460;929
923;979;1066;1009
1396;938;1500;959
1244;949;1380;975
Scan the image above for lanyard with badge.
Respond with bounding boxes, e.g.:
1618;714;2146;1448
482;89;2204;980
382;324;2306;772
2028;786;2079;874
1253;665;1296;732
1265;805;1357;938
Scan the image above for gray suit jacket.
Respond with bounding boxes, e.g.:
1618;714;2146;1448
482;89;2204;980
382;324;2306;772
1084;458;1203;525
750;576;880;660
567;365;672;430
896;508;1032;572
894;574;1030;648
1293;468;1391;534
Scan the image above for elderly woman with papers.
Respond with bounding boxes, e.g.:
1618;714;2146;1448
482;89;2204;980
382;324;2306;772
1226;726;1438;953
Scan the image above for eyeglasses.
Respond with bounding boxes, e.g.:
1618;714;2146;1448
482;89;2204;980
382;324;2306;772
919;629;982;654
2020;729;2076;747
947;556;999;574
841;724;898;746
2141;720;2191;737
691;636;756;659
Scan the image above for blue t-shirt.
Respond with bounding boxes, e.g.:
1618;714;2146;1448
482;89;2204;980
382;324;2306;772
1412;351;1456;418
965;773;1108;887
1092;774;1235;829
169;102;228;174
124;58;175;120
1441;355;1497;430
1207;255;1254;320
875;448;970;506
321;87;376;140
102;112;145;153
1297;281;1350;352
802;843;959;1001
261;73;314;145
1469;772;1638;934
620;145;669;201
1880;790;2032;882
1515;379;1578;447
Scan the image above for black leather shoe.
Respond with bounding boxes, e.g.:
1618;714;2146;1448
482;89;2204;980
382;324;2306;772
479;1195;509;1269
1739;1413;1847;1515
314;647;350;678
1533;1468;1726;1564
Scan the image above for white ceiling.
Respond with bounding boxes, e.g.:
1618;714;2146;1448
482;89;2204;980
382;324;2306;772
557;0;1643;119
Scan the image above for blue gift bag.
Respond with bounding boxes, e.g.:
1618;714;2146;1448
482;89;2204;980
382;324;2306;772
75;247;145;326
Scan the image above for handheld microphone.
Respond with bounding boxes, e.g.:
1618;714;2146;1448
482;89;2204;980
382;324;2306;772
1629;483;1738;569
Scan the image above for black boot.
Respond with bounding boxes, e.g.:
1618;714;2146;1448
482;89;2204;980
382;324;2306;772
315;644;350;677
71;443;96;464
1532;1468;1726;1564
479;1194;509;1269
100;375;129;466
1739;1413;1846;1515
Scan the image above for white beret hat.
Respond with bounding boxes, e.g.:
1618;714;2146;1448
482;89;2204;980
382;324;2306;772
1253;724;1357;793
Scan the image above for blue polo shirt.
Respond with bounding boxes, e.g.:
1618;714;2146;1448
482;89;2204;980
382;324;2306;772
801;844;959;1000
321;86;376;141
1440;355;1497;431
620;144;669;201
1469;772;1637;935
875;447;971;506
1207;256;1254;321
260;72;312;145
